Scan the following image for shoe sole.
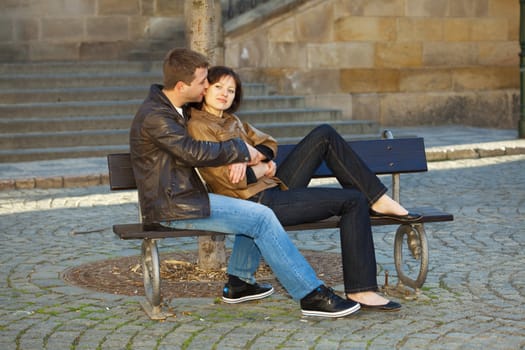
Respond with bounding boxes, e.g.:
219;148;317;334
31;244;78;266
301;303;360;318
360;305;401;312
222;287;275;304
347;298;402;312
369;213;422;223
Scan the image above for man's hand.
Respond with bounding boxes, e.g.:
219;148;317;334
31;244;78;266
228;162;247;184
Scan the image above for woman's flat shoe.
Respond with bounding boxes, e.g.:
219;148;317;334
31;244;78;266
348;299;401;312
369;209;422;223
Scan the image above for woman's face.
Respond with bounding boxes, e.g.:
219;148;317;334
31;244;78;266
203;74;236;116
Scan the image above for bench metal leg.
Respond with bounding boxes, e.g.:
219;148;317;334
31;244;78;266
393;223;429;290
140;238;173;320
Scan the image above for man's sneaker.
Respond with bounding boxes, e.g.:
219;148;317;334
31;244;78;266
300;285;360;318
222;281;274;304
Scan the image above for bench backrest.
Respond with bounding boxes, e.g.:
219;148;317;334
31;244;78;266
275;137;427;177
108;138;427;191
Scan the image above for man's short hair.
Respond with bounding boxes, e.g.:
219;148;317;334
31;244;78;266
163;48;210;89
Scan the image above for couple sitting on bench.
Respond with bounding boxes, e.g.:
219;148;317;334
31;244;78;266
130;48;420;318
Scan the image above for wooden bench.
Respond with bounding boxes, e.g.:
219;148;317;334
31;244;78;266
108;133;453;319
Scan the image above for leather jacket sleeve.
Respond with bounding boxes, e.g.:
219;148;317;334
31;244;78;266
241;121;278;157
142;112;250;167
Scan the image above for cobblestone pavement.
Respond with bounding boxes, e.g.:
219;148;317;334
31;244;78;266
0;152;523;349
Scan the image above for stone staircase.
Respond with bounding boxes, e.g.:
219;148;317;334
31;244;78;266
0;61;379;163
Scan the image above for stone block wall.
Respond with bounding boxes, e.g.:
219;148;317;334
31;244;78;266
1;0;519;128
224;0;520;128
0;0;186;61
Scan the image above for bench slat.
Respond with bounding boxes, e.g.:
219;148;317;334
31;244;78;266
107;153;136;190
113;206;453;240
262;206;453;231
274;138;428;177
113;223;219;240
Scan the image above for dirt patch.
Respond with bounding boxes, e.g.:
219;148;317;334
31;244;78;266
62;250;343;300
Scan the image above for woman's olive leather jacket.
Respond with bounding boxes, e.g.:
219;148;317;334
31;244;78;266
129;84;250;223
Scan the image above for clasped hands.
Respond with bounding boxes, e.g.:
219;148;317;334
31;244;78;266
228;143;276;184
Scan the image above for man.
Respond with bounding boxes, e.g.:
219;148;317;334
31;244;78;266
129;48;360;318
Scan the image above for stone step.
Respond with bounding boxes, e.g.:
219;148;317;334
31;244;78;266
0;72;162;90
254;120;379;140
242;96;305;110
0;120;379;162
0;86;148;104
0;145;129;163
0;130;129;150
0;116;134;134
0;105;331;135
237;108;342;124
0;61;163;74
0;120;377;150
1;100;142;119
1;113;354;135
0;83;269;104
0;96;304;120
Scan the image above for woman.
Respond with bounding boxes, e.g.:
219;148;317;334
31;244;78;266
188;66;421;311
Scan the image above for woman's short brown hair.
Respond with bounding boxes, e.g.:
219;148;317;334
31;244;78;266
162;48;209;89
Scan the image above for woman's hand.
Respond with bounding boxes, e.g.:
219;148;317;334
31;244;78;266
250;161;276;179
264;160;277;177
228;162;247;184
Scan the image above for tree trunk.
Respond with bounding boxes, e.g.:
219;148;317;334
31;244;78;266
185;0;226;270
185;0;222;64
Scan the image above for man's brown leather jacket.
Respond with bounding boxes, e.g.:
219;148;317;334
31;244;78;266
129;84;250;223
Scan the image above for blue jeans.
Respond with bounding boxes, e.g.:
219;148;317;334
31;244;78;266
233;124;388;293
162;193;323;301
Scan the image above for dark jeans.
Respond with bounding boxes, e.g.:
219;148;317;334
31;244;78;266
261;124;388;293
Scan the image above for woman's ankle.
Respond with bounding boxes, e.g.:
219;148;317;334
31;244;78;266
346;291;389;305
371;194;408;216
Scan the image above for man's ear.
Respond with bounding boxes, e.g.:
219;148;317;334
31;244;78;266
174;81;187;92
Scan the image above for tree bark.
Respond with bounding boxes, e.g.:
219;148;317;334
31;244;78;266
185;0;222;64
185;0;226;270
